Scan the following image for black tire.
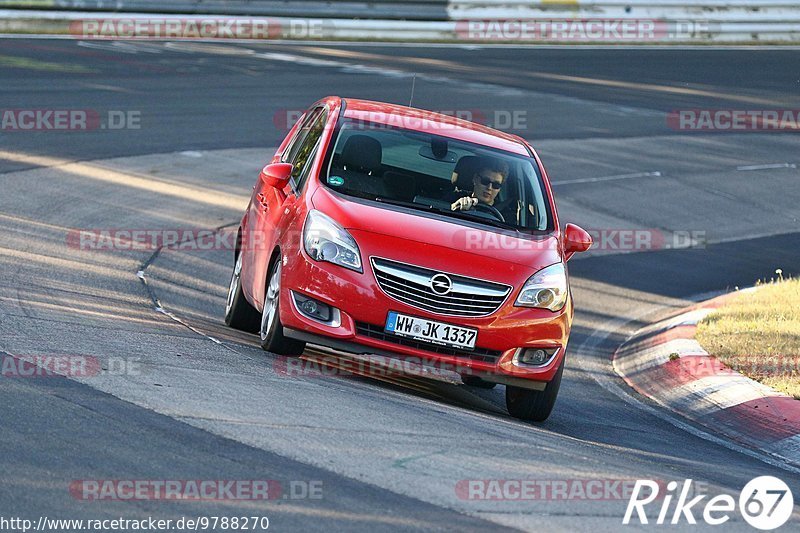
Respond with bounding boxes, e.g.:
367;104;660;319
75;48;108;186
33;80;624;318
224;252;260;333
505;359;564;422
461;375;497;389
259;259;306;356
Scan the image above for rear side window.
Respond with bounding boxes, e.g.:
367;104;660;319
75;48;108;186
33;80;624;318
289;109;328;191
282;107;323;165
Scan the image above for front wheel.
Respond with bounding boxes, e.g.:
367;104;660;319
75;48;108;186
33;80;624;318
259;260;306;356
224;252;260;333
505;359;564;422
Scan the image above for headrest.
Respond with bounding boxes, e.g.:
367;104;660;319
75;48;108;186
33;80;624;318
451;155;481;191
341;135;382;174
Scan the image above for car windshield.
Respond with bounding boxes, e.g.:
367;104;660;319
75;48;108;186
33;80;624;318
323;119;551;232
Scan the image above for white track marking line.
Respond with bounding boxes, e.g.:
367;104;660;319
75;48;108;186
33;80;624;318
552;171;661;185
736;163;797;171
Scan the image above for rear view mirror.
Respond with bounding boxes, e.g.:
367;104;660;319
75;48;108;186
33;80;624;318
563;223;593;261
259;163;293;189
419;145;457;163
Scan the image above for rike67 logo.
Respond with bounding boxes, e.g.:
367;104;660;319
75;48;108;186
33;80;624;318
624;477;794;530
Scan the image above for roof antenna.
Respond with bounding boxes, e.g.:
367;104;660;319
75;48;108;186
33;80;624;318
408;73;417;108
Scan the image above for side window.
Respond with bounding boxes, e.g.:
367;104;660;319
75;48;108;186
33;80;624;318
289;110;328;191
295;143;321;192
279;114;306;163
281;107;323;164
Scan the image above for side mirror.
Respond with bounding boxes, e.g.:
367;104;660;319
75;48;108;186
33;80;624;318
259;163;293;189
563;223;592;261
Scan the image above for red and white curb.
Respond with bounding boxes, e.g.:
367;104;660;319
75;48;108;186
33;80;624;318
614;289;800;467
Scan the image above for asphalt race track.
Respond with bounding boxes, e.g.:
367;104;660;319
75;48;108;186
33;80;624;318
1;39;799;531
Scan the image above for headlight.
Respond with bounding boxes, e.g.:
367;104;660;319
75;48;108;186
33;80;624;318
514;263;568;311
303;210;362;272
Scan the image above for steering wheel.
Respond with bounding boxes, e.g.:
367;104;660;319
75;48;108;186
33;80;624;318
474;203;506;223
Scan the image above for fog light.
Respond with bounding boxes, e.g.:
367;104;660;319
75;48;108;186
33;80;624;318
515;347;559;367
301;300;318;315
292;292;333;323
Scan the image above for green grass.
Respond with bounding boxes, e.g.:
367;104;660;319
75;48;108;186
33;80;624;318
0;54;95;73
696;276;800;399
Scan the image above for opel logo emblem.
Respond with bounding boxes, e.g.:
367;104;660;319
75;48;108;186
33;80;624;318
430;273;453;295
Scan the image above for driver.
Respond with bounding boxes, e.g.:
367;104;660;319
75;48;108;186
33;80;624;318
450;157;516;222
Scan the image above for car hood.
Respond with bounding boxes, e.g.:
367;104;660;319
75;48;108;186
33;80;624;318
311;187;562;273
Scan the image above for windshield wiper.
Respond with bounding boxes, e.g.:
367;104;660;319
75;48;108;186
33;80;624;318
440;209;522;232
374;196;435;212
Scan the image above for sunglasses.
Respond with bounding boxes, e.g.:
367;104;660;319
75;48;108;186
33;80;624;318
478;176;503;189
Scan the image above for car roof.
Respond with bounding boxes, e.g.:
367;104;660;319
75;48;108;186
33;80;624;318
341;98;531;156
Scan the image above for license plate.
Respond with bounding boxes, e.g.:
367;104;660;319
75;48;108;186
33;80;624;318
384;311;477;350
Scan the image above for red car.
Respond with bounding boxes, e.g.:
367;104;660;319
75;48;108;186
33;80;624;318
225;97;592;421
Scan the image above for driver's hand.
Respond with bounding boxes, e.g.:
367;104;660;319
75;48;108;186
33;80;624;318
451;196;478;211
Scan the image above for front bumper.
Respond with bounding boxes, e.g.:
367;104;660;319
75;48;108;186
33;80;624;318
278;247;571;384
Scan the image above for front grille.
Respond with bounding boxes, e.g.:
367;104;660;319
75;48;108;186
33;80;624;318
356;322;503;364
370;257;511;317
